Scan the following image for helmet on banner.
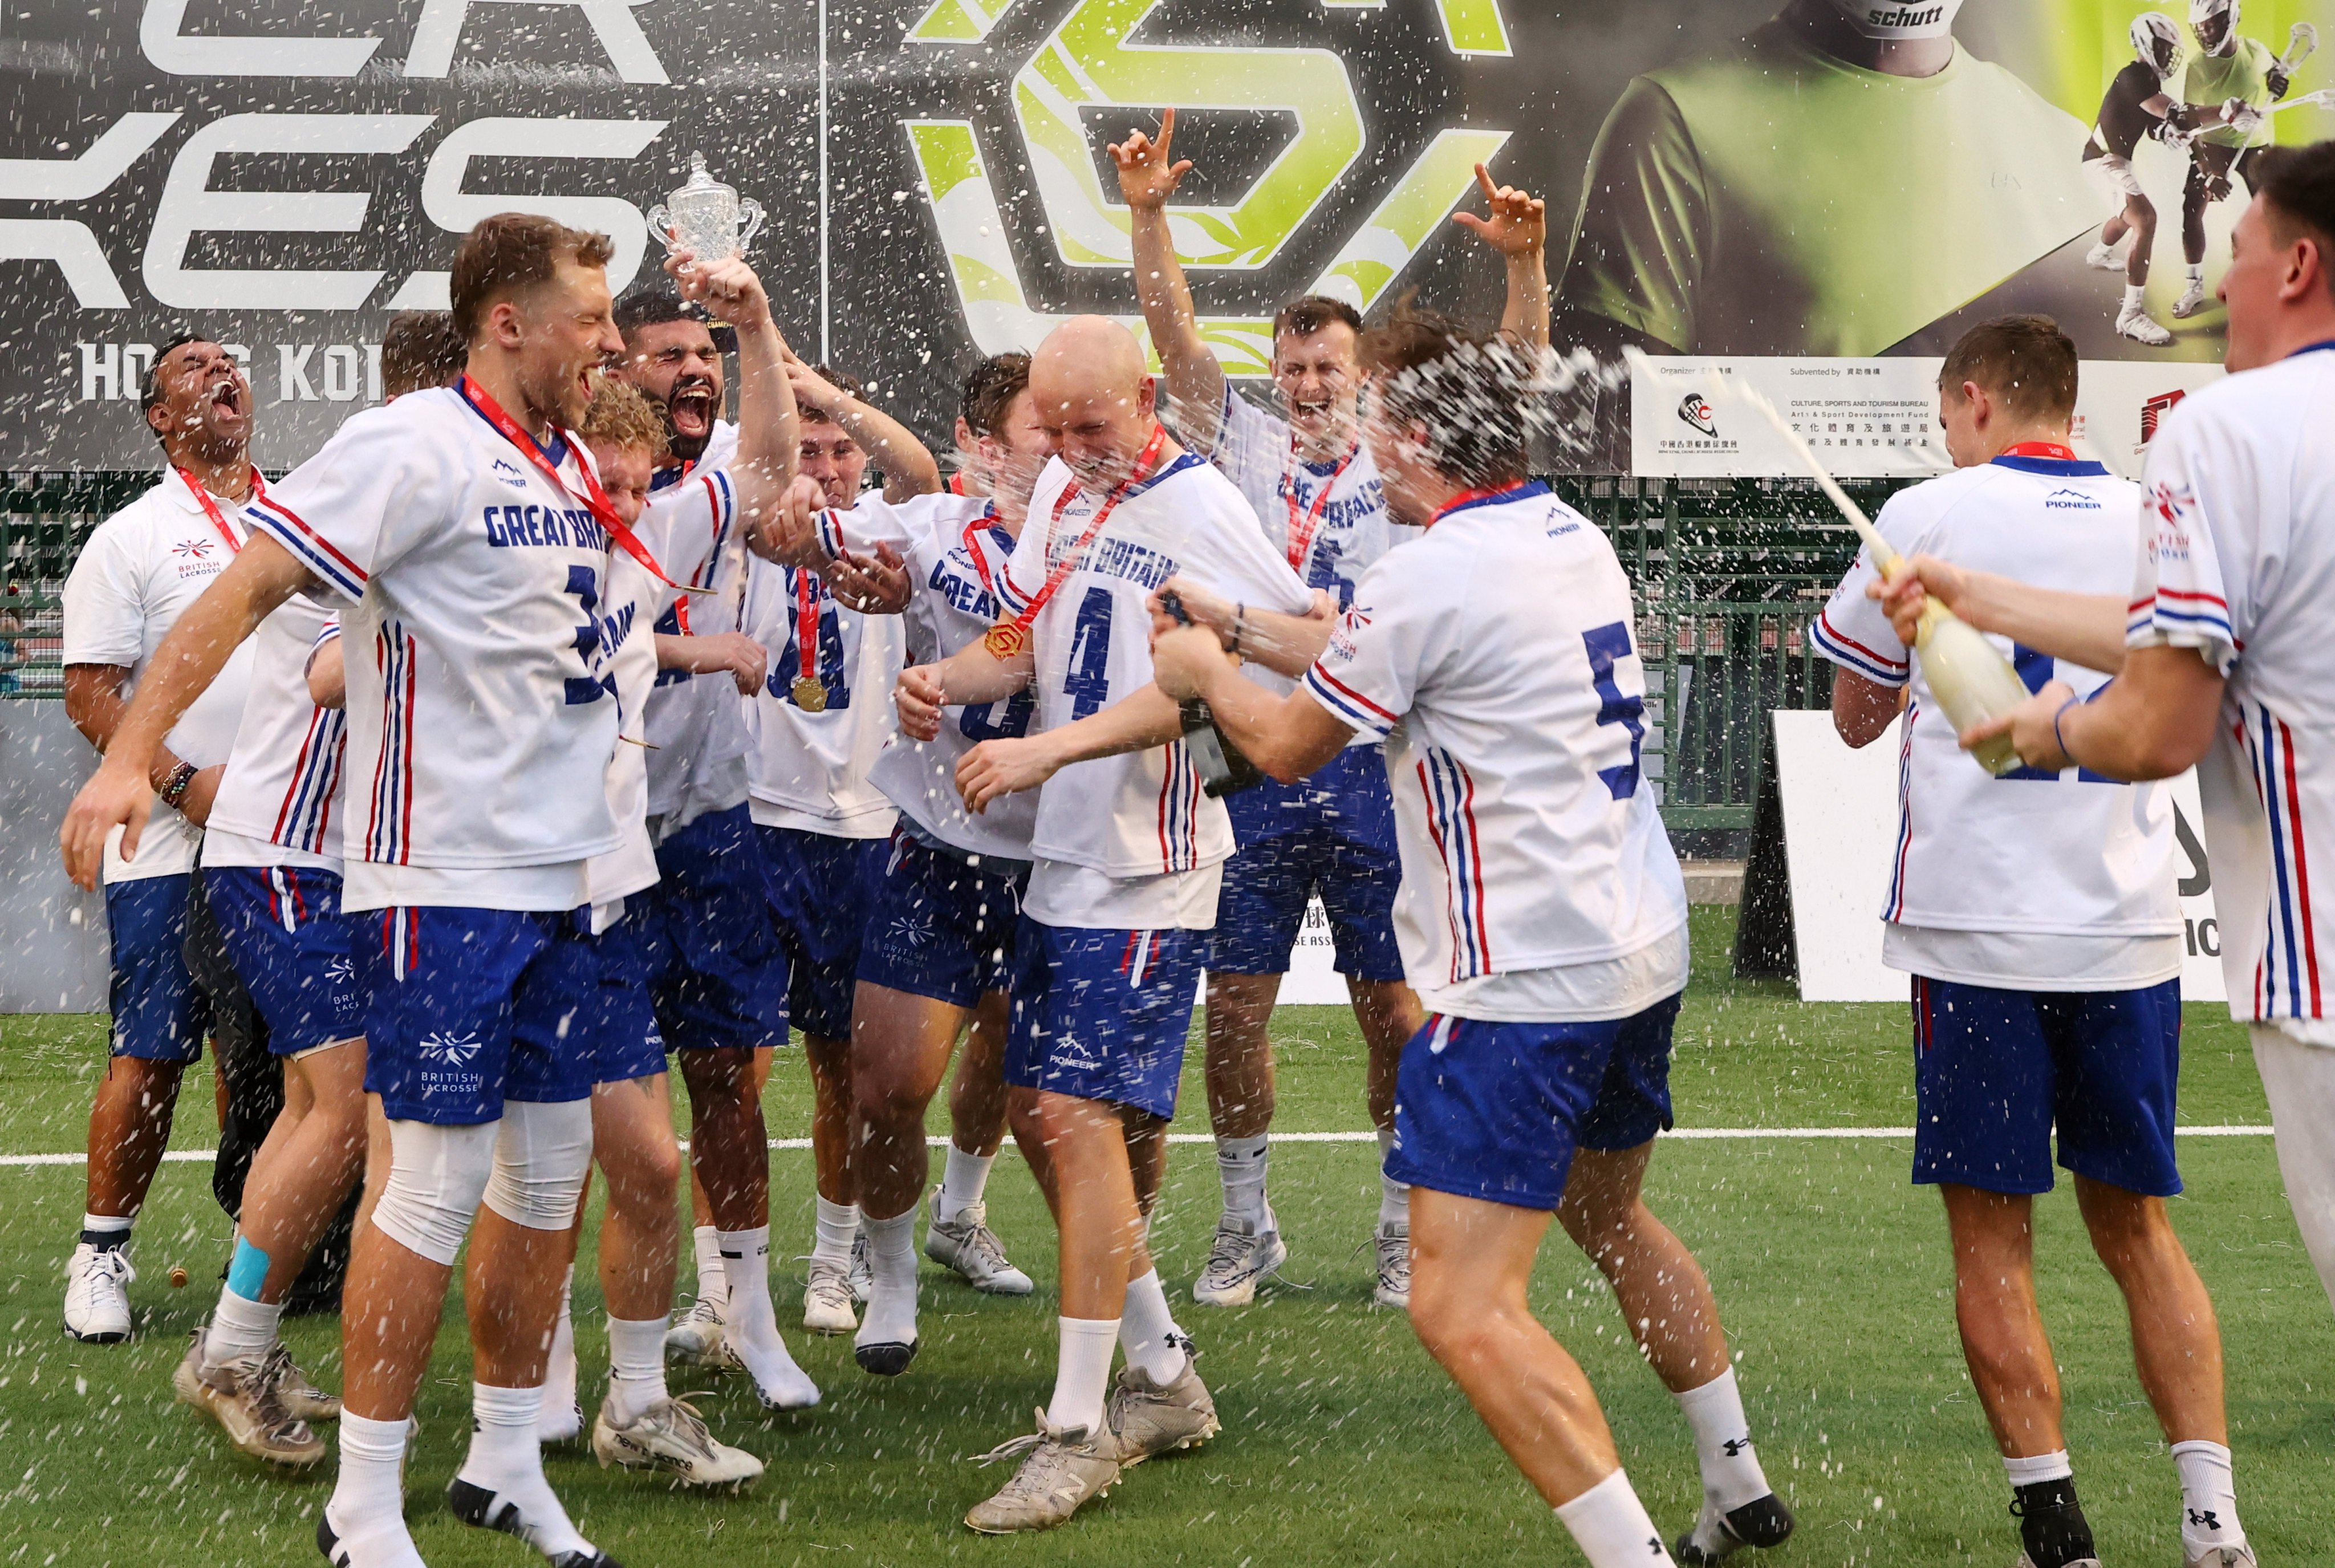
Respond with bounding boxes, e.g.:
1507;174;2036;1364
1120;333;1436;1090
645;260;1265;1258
2132;11;2184;76
1828;0;1965;40
2191;0;2239;57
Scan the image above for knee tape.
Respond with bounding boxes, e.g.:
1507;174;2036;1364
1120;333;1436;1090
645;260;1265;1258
481;1098;595;1232
371;1119;500;1266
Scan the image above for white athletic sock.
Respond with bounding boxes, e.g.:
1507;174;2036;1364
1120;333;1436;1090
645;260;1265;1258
718;1225;819;1407
1376;1128;1409;1230
604;1315;670;1425
457;1382;594;1560
1216;1135;1270;1229
2187;262;2207;284
1118;1268;1188;1384
691;1224;728;1306
537;1267;578;1436
327;1411;421;1566
2171;1439;2245;1554
1045;1316;1120;1436
2004;1449;2074;1488
855;1208;920;1351
80;1212;132;1249
2123;283;2148;311
1674;1367;1770;1512
937;1144;994;1225
1554;1469;1679;1567
204;1287;284;1368
813;1197;860;1269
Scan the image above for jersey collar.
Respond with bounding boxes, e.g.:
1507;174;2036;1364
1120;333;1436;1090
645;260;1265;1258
2287;337;2335;360
1430;478;1550;525
1989;453;2109;477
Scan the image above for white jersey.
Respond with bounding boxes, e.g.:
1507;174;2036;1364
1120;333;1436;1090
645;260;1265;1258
584;547;664;926
1003;448;1313;925
844;491;1039;861
245;385;627;913
61;469;257;884
1301;482;1688;1009
204;596;346;873
737;500;904;840
2127;342;2335;1031
640;466;751;826
1814;453;2182;989
1205;385;1416;623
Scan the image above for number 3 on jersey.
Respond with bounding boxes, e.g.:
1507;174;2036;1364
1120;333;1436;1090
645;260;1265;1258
1583;621;1646;800
1063;586;1113;720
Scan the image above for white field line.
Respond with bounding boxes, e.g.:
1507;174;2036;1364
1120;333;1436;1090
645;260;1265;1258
0;1126;2276;1168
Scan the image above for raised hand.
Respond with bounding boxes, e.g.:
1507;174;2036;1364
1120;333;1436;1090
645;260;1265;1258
781;349;850;421
1110;107;1193;214
664;249;774;327
1451;163;1545;258
747;474;830;567
827;541;912;615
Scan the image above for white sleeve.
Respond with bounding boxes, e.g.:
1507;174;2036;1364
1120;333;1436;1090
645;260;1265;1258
59;519;148;668
1207;385;1286;500
1299;556;1451;740
644;469;736;593
1183;482;1313;613
243;407;437;603
1809;490;1928;688
819;493;916;560
2127;408;2239;675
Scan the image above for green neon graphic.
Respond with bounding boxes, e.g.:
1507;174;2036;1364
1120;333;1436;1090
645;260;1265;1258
905;0;1018;45
1437;0;1511;57
1011;0;1365;270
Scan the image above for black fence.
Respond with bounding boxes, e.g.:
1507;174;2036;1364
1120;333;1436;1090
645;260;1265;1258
0;473;1919;835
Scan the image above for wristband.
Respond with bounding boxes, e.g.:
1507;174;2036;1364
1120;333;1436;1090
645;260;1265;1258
1231;603;1248;656
159;761;198;811
2050;694;2081;767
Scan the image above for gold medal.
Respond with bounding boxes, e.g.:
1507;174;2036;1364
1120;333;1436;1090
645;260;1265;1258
983;620;1028;660
791;676;829;713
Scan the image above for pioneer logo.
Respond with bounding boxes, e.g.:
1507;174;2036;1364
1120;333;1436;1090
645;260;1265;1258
2141;389;2187;443
1677;393;1718;438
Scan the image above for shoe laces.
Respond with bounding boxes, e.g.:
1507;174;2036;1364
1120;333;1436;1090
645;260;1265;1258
230;1354;311;1441
803;1260;852;1303
974;1411;1071;1469
953;1214;1013;1272
1202;1224;1256;1278
639;1395;715;1449
81;1248;135;1287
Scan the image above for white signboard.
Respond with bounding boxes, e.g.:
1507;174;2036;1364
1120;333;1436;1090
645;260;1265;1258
1770;710;2224;1004
1632;357;2226;480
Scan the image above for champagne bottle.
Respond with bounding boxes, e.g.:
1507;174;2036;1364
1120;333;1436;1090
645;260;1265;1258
1907;596;2030;777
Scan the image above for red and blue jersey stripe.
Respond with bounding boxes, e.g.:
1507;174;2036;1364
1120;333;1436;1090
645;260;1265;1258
1809;609;1908;688
2248;702;2324;1019
270;704;347;856
366;621;419;865
244;494;367;602
1415;745;1491;982
1303;659;1399;738
1885;703;1917;920
1154;738;1201;873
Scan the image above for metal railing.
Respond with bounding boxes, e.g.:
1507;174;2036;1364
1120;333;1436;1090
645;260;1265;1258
3;473;1917;834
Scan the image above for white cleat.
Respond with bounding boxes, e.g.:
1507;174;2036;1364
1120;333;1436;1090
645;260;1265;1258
1192;1214;1287;1308
664;1292;732;1368
2118;306;2176;346
591;1394;764;1489
803;1260;858;1335
2172;279;2212;318
63;1242;135;1343
2185;1544;2258;1567
925;1193;1035;1295
1371;1221;1411;1310
2086;240;2129;271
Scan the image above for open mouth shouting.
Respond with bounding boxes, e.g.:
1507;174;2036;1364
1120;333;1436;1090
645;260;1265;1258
667;376;718;443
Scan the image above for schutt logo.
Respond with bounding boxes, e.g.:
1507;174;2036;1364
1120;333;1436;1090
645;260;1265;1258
2141;389;2187;443
1676;393;1719;438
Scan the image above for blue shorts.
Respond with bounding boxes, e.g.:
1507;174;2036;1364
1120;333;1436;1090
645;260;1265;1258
1004;921;1205;1120
356;906;598;1124
856;830;1028;1008
759;825;882;1040
104;874;210;1063
574;922;669;1087
630;805;787;1053
1911;976;2183;1197
205;865;363;1057
1209;827;1404;981
1386;994;1682;1212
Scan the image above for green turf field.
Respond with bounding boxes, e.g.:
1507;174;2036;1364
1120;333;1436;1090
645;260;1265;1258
1;908;2326;1567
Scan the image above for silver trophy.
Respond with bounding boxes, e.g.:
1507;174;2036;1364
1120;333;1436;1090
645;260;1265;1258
646;152;766;264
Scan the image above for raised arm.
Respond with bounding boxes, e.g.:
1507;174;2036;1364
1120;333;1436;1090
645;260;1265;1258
1453;163;1550;353
1146;576;1337;679
60;534;315;887
666;249;798;537
1148;624;1354;783
1112;110;1227;453
785;352;941;502
1873;556;2131;675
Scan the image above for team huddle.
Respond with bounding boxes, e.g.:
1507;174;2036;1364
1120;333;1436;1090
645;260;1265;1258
40;77;2335;1568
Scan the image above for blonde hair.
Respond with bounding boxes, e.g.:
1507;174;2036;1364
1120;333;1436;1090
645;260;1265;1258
578;377;671;464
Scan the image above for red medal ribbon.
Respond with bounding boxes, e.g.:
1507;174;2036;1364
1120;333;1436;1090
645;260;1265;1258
992;425;1168;647
2003;441;2079;460
457;374;699;594
959;503;1005;604
794;566;822;685
176;465;263;554
1282;440;1359;572
1428;479;1534;526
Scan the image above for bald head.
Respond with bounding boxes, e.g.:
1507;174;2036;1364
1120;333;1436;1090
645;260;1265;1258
1031;315;1163;488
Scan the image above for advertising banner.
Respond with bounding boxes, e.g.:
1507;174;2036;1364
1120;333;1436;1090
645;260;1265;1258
3;1;2330;471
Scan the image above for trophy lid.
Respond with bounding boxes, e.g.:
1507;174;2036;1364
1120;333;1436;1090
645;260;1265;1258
671;151;734;205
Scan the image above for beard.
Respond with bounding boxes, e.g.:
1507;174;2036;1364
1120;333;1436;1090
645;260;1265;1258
661;376;718;463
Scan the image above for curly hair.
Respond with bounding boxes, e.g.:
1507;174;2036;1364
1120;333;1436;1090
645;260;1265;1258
578;376;671;464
